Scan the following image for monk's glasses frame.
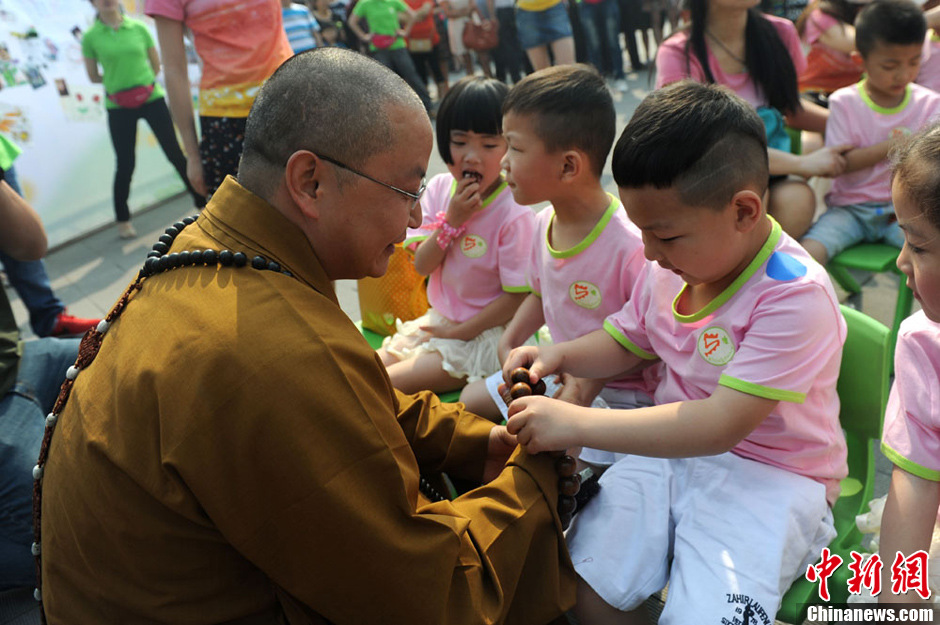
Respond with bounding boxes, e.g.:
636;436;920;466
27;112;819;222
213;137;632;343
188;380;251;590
315;153;427;210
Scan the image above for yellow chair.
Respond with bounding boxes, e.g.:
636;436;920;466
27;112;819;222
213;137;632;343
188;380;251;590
777;306;891;623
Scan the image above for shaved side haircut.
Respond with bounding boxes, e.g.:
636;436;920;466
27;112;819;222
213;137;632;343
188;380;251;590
613;81;769;210
238;48;425;198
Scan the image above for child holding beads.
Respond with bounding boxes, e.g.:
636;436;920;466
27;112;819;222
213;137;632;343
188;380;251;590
503;81;848;623
459;66;654;455
378;76;536;395
879;122;940;603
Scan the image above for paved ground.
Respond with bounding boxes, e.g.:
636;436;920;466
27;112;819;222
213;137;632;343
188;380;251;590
2;66;911;624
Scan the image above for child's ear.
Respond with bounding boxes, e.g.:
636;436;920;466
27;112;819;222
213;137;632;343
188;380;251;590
730;189;763;232
560;149;584;181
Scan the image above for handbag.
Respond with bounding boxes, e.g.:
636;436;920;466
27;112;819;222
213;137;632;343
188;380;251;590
107;83;155;109
358;243;429;336
462;14;499;51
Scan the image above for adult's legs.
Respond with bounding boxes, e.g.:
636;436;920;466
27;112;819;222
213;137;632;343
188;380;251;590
549;36;576;66
0;337;79;590
616;0;644;70
199;116;247;196
526;45;553;70
106;106;141;224
376;49;433;111
579;1;606;73
601;0;626;79
142;98;207;208
497;7;526;82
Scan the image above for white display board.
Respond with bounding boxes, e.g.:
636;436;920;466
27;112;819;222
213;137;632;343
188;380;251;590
0;0;196;247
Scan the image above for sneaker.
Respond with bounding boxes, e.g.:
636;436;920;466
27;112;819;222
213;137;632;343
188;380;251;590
117;222;137;239
48;310;101;337
614;78;628;92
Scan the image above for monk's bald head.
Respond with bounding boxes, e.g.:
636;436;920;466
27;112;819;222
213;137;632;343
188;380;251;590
238;48;426;198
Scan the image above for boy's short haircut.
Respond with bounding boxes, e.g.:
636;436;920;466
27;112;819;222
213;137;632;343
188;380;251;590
893;121;940;230
855;0;927;58
436;76;509;165
501;64;615;176
612;81;769;210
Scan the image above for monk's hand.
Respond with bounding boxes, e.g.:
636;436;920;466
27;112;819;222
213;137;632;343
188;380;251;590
505;395;581;455
483;424;518;483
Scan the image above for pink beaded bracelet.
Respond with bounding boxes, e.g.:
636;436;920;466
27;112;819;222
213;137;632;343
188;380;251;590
432;211;466;250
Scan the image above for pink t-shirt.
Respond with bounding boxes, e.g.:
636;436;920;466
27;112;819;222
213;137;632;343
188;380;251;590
826;81;940;206
917;30;940;93
882;311;940;482
798;10;861;94
405;173;535;324
604;219;848;504
527;196;650;393
655;15;806;110
145;0;292;117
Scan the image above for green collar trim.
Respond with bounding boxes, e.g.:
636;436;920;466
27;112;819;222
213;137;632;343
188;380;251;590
857;79;911;115
546;194;620;259
448;176;507;210
672;217;781;323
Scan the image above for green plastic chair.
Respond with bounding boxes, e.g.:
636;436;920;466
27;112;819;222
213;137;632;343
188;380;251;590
357;323;462;404
777;306;891;623
826;243;914;367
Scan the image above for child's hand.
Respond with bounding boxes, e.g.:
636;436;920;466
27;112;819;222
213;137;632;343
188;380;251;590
502;345;563;385
445;175;483;227
505;395;581;454
482;424;518;482
800;143;852;178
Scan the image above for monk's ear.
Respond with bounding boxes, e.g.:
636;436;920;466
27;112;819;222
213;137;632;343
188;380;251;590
284;150;322;219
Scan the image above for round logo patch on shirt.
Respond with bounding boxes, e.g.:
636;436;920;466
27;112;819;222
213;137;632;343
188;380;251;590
460;235;487;258
568;281;602;309
697;326;735;366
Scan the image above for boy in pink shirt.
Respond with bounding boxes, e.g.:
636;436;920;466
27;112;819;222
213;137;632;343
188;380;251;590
458;66;651;445
502;82;848;624
802;0;940;265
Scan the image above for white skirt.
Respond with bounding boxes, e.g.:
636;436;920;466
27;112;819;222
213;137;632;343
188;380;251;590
382;308;504;383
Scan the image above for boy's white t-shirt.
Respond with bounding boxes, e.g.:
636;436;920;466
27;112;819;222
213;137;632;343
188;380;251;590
603;219;848;504
405;173;535;324
882;311;940;482
827;80;940;207
528;195;651;393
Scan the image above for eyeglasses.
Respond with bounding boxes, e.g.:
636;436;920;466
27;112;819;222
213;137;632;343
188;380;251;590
315;153;427;210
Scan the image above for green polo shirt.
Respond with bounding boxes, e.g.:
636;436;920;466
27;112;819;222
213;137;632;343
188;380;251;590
352;0;409;51
0;135;21;172
81;16;165;110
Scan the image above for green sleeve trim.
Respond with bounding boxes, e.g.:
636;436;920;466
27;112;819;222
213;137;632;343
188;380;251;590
603;319;657;360
857;79;910;115
547;193;619;259
718;375;806;403
403;235;428;249
502;284;531;293
673;218;782;323
882;443;940;481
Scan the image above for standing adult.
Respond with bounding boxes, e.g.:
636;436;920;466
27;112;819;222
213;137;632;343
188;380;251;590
487;0;528;83
37;48;576;624
146;0;293;197
82;0;208;239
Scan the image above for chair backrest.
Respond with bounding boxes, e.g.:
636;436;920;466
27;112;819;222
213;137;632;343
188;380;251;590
837;305;891;441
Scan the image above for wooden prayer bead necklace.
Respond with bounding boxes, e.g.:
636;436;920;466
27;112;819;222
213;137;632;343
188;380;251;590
507;367;582;530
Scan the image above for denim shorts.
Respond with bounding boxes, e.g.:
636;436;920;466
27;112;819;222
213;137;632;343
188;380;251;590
515;2;573;50
803;201;904;259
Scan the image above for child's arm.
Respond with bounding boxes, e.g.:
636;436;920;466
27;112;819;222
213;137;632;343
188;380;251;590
841;139;892;174
503;328;644;385
879;466;940;603
768;144;853;178
413;175;483;275
506;384;777;456
347;13;372;44
497;293;544;363
422;291;527;341
818;22;855;54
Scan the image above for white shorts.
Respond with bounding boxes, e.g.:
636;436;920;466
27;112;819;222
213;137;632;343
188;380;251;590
484;374;652;467
447;16;469;56
567;452;835;623
382;309;504;383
